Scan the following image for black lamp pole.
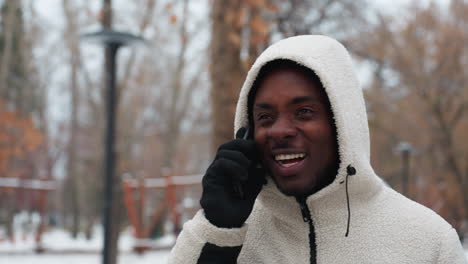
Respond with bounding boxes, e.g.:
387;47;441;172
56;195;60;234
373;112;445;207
396;142;414;197
103;42;118;264
401;148;410;196
82;30;144;264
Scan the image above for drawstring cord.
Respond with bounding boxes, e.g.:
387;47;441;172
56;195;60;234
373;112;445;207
345;165;356;237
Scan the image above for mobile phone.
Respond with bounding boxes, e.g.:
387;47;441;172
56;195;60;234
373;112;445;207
244;127;262;169
233;127;249;199
243;126;251;140
233;126;261;199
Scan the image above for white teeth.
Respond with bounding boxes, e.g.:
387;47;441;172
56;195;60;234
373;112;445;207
281;162;298;168
274;153;305;161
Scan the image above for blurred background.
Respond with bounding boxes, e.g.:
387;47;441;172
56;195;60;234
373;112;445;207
0;0;467;263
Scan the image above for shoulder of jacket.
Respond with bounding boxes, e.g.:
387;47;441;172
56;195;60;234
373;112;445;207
381;186;453;231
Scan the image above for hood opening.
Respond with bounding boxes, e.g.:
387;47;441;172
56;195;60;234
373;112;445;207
247;59;323;136
246;58;341;195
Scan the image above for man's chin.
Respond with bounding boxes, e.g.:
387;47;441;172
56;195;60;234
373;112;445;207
271;178;312;197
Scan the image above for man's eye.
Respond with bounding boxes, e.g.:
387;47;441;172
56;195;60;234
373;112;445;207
298;108;313;114
257;113;272;120
297;108;315;119
255;113;275;127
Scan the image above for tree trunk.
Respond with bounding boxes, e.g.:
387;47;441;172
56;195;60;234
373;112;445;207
62;0;81;239
210;0;244;152
68;19;81;239
162;0;190;171
0;1;18;98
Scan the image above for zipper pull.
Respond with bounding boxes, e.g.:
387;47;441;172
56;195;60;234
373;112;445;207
297;196;310;223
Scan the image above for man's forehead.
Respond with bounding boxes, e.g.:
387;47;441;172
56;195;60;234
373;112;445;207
254;96;322;109
253;68;328;104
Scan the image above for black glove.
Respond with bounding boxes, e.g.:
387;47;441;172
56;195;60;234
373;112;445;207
200;127;265;228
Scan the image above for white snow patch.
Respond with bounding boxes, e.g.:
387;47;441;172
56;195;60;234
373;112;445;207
0;227;174;251
0;251;170;264
0;213;174;263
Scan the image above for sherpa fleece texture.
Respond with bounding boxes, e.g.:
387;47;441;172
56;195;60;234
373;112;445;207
169;35;467;263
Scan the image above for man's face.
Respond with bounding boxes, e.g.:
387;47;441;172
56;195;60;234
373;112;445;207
253;68;339;197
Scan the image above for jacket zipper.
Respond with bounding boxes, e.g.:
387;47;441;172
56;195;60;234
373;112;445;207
298;197;317;264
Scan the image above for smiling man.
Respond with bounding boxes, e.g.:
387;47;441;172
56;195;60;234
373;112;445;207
169;35;467;264
251;60;339;198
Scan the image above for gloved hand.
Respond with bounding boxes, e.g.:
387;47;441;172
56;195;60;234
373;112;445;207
200;127;265;228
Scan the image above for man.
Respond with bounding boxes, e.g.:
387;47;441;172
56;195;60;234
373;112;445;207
169;35;467;263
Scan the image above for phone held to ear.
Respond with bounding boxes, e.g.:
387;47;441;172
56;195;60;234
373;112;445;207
243;127;262;170
232;127;262;199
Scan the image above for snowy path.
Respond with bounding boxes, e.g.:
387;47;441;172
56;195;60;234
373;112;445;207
0;224;174;263
1;249;467;263
0;225;466;263
0;251;170;264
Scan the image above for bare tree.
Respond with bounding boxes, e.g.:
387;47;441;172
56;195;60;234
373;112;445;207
0;1;43;116
0;1;19;99
209;0;370;152
273;0;368;38
209;0;245;151
61;0;82;238
351;2;468;236
0;0;49;242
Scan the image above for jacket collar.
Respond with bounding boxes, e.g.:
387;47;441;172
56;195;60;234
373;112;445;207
257;160;383;228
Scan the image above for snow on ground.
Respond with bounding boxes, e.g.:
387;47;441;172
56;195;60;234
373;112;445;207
0;226;175;253
0;227;172;263
0;212;466;263
0;213;174;263
1;249;467;264
0;250;171;264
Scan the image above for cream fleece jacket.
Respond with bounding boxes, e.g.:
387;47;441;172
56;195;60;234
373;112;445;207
169;35;467;264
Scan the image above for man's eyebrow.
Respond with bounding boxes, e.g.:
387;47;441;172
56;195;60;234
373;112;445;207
289;96;319;105
254;103;273;109
254;96;321;110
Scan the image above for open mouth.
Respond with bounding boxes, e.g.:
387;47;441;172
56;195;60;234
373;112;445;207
274;153;306;168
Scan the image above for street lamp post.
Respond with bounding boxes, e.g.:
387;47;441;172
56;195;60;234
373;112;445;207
396;142;414;197
82;29;144;264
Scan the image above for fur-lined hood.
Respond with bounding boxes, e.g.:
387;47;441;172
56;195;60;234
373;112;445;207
234;35;379;203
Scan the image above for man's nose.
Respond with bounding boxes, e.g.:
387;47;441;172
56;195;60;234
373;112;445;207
268;116;297;140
